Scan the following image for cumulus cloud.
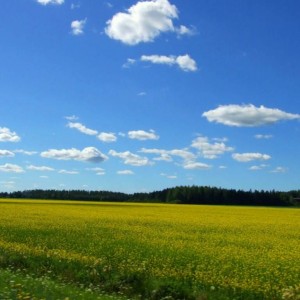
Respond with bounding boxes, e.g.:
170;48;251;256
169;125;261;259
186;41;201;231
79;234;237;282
41;147;108;163
105;0;179;45
58;170;79;175
0;163;24;173
0;127;20;142
65;115;79;121
67;122;98;136
105;2;113;8
140;148;172;161
37;0;64;5
160;173;177;179
169;149;196;162
140;148;196;163
86;167;105;175
0;150;15;158
254;134;273;139
97;132;117;143
109;150;151;166
71;3;80;9
271;166;287;173
128;130;159;140
175;55;197;72
202;104;300;127
141;54;197;72
122;58;136;68
183;162;211;170
141;148;200;170
249;164;268;171
96;172;105;176
67;122;117;142
0;180;16;189
71;19;87;35
117;170;134;175
232;153;271;162
176;25;194;36
14;150;38;155
27;165;55;171
191;136;234;159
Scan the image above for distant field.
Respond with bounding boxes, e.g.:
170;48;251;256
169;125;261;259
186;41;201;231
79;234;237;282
0;199;299;300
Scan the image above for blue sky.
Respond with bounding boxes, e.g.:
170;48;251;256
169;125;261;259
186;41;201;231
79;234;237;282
1;0;300;193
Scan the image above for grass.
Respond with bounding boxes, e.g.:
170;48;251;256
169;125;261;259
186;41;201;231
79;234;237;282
0;267;123;300
0;199;299;299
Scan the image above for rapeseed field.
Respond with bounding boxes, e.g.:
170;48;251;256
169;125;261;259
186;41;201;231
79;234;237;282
0;199;299;299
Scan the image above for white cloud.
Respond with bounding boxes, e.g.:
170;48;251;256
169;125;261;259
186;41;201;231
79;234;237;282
71;3;80;9
191;136;234;159
0;150;15;158
71;19;87;35
175;55;197;72
86;167;105;175
271;166;287;173
0;163;25;173
27;165;55;171
86;167;105;172
67;122;98;136
140;148;196;163
122;58;136;68
160;173;177;179
1;180;16;189
254;134;273;139
117;170;134;175
96;172;105;176
128;130;159;140
141;54;197;72
249;164;268;171
109;150;151;166
58;170;79;175
213;137;228;142
37;0;64;5
14;150;38;156
232;153;271;162
169;149;196;162
65;115;79;121
97;132;117;143
154;153;173;161
142;55;174;65
176;25;194;36
0;127;20;142
203;104;300;127
105;2;113;8
140;148;172;161
105;0;178;45
249;166;262;171
41;147;108;163
118;132;126;137
183;162;211;170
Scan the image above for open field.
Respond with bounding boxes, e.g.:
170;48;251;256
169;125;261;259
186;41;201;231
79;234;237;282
0;199;299;299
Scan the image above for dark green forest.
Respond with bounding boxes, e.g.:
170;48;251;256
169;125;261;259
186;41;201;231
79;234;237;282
1;186;299;207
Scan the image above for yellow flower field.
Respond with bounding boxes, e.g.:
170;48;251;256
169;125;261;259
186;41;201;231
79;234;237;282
0;199;299;299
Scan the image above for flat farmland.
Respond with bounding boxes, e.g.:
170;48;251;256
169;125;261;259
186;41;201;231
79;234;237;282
0;199;299;299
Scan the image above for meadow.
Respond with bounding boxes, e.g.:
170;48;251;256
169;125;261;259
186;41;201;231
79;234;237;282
0;199;299;300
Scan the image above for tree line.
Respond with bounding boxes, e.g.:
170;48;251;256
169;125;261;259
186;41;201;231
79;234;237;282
0;186;299;207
